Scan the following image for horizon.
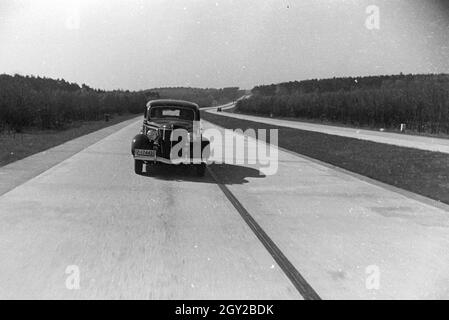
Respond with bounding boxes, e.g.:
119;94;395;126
3;71;449;92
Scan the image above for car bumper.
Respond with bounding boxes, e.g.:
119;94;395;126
134;156;205;165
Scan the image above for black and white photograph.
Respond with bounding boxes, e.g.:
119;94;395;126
1;0;449;308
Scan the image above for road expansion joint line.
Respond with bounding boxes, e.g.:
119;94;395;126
207;167;321;300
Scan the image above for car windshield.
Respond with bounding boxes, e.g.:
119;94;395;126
149;106;195;121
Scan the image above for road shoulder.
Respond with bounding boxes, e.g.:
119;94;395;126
0;117;140;196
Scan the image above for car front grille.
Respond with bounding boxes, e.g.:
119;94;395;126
159;126;191;159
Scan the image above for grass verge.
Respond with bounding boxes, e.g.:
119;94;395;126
0;113;137;167
202;111;449;205
225;107;449;139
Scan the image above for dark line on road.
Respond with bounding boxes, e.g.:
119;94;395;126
208;168;321;300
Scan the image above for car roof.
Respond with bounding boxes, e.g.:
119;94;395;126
146;99;199;110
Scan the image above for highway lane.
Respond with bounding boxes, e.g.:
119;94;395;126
0;118;449;299
0;119;300;299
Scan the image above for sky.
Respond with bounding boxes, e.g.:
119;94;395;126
0;0;448;90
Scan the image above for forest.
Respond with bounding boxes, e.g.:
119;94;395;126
0;74;147;133
0;74;241;133
237;74;449;134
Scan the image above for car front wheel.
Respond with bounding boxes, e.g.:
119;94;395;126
134;160;144;175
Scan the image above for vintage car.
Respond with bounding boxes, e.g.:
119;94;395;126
131;99;210;176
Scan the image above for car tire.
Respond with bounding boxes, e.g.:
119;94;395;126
196;163;206;177
134;160;144;175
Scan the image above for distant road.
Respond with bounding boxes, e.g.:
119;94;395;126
0;115;449;299
207;106;449;154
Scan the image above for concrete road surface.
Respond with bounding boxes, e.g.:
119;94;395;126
0;118;449;299
207;107;449;154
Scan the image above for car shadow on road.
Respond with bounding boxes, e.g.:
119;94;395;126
140;163;266;185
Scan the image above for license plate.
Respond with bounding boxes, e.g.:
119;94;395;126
135;149;156;159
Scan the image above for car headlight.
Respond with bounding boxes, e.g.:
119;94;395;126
146;129;158;140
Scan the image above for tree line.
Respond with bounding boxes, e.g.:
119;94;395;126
237;74;449;134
